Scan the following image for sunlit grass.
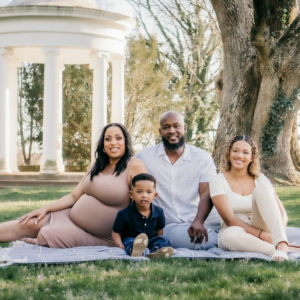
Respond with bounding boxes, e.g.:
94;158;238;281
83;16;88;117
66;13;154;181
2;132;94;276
1;259;300;299
0;186;300;299
0;186;72;202
275;186;300;227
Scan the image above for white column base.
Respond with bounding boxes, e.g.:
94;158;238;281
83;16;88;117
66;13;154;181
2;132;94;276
56;156;65;173
40;161;59;174
0;168;12;174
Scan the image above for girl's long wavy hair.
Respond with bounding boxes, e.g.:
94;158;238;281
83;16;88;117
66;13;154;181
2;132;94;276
220;135;260;179
90;123;134;181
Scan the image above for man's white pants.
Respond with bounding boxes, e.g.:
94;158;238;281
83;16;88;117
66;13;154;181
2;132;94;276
164;224;218;250
163;207;220;250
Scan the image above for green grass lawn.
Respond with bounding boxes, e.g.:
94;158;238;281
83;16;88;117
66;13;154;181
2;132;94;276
1;186;300;299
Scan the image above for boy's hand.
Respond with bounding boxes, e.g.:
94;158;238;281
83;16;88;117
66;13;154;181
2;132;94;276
117;244;125;250
112;231;125;250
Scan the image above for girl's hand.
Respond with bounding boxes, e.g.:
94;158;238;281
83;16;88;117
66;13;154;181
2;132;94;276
18;208;48;225
259;231;272;244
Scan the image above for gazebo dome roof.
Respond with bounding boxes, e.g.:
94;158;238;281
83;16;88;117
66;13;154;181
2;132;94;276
6;0;99;9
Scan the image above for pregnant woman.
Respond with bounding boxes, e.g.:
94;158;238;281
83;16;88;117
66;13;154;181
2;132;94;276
209;135;291;261
0;123;146;248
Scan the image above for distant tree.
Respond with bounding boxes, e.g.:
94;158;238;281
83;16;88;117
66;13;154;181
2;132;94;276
124;32;181;148
17;63;44;165
62;64;93;170
127;0;221;150
61;31;188;160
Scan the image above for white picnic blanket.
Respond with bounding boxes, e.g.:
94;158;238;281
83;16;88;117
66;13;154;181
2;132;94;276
1;227;300;267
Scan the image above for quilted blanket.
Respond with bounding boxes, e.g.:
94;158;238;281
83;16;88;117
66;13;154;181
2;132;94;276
1;227;300;267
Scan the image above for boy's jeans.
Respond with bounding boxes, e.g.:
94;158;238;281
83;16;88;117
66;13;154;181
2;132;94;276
122;235;170;256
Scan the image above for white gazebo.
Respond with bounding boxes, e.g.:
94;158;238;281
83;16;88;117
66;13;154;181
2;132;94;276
0;0;134;174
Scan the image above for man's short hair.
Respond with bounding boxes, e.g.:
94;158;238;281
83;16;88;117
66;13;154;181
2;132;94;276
131;173;156;188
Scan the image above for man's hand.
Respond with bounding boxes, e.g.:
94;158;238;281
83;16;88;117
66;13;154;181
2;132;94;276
188;220;208;244
188;182;213;244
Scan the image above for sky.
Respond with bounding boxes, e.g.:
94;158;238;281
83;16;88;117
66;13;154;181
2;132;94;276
1;0;11;5
1;0;135;17
96;0;134;17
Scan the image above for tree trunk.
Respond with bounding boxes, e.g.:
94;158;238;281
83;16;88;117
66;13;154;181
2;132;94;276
211;0;300;183
290;116;300;172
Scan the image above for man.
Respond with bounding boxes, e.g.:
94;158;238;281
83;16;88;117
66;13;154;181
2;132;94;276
136;111;220;250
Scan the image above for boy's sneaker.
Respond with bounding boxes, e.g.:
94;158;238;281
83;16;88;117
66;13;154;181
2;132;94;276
131;233;149;257
146;247;174;259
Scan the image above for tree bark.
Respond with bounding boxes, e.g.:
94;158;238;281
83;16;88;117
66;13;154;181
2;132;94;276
290;116;300;172
211;0;300;182
210;0;260;165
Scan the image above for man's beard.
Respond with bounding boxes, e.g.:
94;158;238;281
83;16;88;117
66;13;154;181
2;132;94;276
162;135;185;151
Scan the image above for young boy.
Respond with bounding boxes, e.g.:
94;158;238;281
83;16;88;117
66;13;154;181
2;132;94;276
112;173;174;258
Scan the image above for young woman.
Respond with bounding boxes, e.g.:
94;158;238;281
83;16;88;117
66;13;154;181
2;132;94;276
0;123;147;248
209;135;290;261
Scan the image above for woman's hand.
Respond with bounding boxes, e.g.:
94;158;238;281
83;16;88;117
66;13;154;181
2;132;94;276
18;207;48;225
17;176;86;226
259;231;273;244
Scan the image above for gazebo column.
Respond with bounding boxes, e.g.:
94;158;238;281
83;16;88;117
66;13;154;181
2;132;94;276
90;52;109;164
40;47;60;174
0;48;13;174
111;57;125;124
56;64;65;172
9;59;21;172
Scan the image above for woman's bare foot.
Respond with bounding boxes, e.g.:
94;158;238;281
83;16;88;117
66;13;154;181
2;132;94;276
20;237;38;245
273;242;288;261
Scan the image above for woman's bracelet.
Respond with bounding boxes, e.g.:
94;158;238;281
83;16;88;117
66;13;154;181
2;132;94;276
257;229;262;239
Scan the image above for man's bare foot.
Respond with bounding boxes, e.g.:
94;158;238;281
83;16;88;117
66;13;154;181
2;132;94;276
20;237;38;245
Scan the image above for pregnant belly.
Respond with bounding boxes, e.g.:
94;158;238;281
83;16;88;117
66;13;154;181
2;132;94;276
70;194;128;238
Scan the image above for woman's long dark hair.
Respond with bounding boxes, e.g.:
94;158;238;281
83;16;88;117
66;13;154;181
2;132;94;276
90;123;134;181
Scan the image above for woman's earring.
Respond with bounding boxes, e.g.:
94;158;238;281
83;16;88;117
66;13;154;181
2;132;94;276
103;149;106;153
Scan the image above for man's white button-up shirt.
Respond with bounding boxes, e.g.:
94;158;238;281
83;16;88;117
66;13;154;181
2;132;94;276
136;143;217;225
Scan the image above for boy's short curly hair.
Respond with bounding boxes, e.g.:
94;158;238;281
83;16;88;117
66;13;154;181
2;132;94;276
131;173;156;188
220;135;260;179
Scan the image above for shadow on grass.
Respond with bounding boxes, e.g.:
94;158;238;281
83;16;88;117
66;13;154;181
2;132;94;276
275;186;300;227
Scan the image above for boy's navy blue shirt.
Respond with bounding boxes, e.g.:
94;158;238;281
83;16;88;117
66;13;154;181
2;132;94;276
112;201;165;240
